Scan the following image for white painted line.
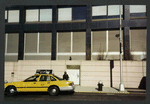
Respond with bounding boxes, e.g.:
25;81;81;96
24;53;51;55
91;31;93;60
5;33;8;53
131;52;146;55
57;32;58;60
24;33;26;60
37;32;39;53
106;30;108;53
71;32;73;53
57;53;86;55
92;52;146;55
92;52;120;55
5;53;18;55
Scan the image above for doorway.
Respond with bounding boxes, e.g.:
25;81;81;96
66;69;79;85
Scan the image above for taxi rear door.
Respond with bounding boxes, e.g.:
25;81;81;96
38;75;51;91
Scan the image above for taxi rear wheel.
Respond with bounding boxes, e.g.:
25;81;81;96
48;86;59;96
6;86;17;96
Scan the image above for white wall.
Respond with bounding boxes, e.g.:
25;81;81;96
4;60;146;88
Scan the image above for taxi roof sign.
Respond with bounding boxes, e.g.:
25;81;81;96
36;69;53;74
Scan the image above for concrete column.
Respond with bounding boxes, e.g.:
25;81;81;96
86;5;92;60
18;6;25;60
123;5;131;60
51;5;58;60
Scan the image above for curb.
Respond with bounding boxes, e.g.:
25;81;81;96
75;91;130;94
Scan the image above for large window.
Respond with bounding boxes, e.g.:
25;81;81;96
130;29;147;60
26;9;39;22
24;33;52;60
92;5;123;20
26;9;52;22
5;33;19;61
108;30;122;52
130;5;146;18
72;6;86;21
58;8;72;21
58;6;86;22
92;30;123;60
40;9;52;22
7;10;19;23
108;5;123;18
58;32;71;52
92;5;107;19
57;32;86;60
130;29;146;52
92;31;106;52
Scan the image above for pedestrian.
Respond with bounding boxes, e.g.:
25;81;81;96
63;71;69;80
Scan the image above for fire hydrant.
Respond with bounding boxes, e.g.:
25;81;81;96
97;81;103;91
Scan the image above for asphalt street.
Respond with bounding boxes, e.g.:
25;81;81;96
4;91;146;101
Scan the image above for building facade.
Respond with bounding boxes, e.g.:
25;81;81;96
5;5;147;61
4;5;147;88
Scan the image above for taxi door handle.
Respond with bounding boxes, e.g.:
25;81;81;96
47;82;50;84
41;84;44;85
34;82;36;84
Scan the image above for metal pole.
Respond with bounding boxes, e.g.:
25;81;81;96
119;5;125;91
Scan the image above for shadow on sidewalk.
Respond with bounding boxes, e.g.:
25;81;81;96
111;87;119;91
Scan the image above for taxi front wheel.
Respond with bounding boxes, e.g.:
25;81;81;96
48;86;59;96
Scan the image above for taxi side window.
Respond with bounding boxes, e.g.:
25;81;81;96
50;76;56;81
39;75;50;81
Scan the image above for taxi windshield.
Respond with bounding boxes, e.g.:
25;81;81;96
24;75;40;82
53;75;63;80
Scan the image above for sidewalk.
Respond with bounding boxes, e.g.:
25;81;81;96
74;86;129;94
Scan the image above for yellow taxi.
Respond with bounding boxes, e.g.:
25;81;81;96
4;73;75;96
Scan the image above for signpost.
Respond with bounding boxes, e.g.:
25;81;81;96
119;5;125;91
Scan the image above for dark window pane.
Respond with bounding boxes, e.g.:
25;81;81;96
39;33;52;53
73;32;86;52
93;31;106;52
131;29;146;51
72;6;86;20
25;33;37;53
50;76;56;81
58;32;71;52
108;30;123;52
40;75;49;81
7;33;19;53
24;75;39;82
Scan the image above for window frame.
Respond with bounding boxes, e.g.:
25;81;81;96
57;32;86;60
8;10;20;23
26;8;52;23
24;32;52;60
58;7;72;22
5;33;19;56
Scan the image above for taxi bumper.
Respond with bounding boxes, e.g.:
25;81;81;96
59;85;75;91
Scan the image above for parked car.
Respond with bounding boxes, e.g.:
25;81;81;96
4;74;75;96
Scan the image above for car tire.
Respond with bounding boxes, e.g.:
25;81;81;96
6;86;17;96
48;86;59;96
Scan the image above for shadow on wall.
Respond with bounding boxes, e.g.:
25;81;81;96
138;76;146;90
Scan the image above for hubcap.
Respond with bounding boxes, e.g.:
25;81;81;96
52;89;56;93
10;88;15;93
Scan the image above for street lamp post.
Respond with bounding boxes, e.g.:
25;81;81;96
117;5;125;91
